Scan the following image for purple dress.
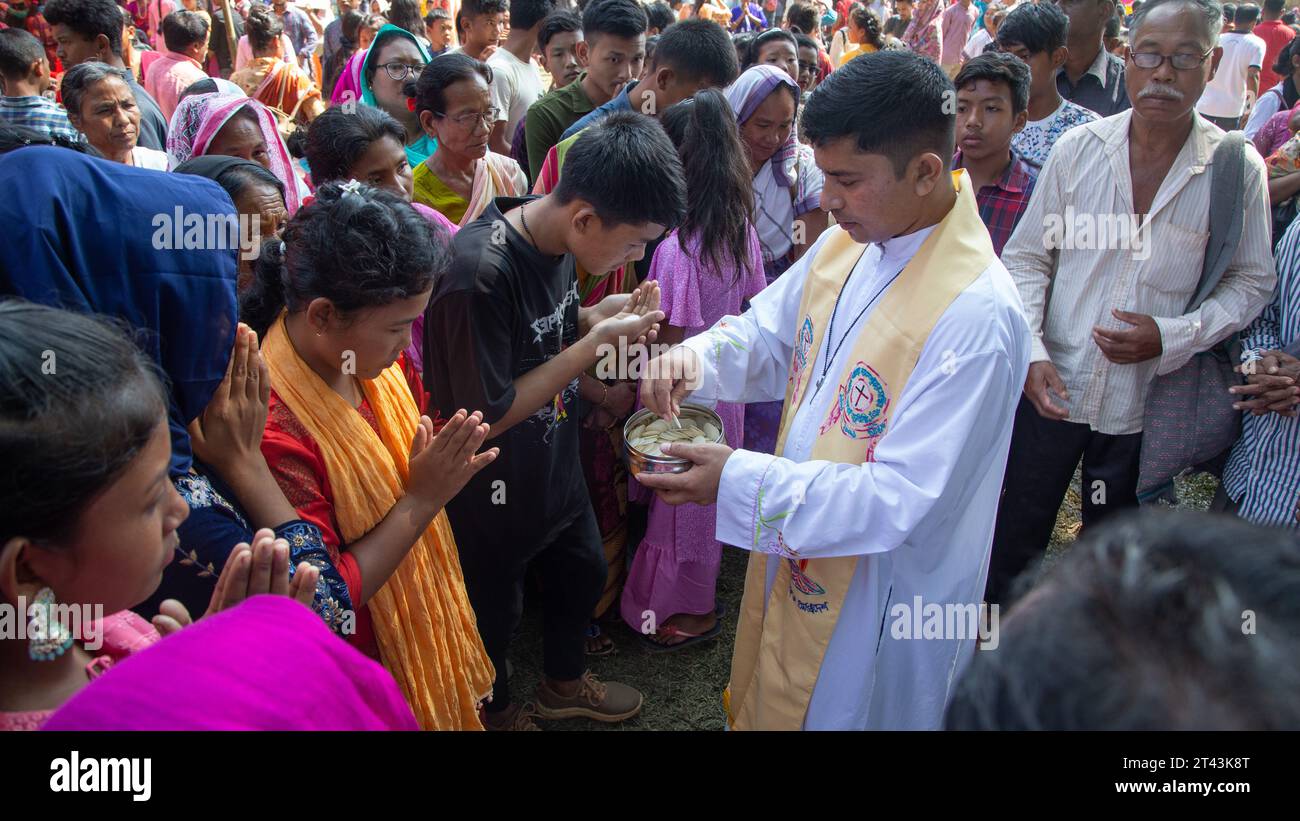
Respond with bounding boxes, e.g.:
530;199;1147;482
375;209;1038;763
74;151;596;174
620;226;766;629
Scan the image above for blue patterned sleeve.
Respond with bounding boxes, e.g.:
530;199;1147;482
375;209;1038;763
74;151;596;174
276;520;356;636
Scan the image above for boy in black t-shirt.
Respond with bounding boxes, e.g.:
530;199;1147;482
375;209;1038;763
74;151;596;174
424;111;686;730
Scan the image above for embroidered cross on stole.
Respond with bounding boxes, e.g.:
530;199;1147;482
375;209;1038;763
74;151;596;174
724;171;995;730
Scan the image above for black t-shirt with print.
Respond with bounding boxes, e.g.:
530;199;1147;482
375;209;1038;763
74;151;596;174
423;197;588;551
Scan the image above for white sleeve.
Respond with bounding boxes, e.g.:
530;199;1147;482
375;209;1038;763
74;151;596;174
678;232;833;406
715;317;1022;558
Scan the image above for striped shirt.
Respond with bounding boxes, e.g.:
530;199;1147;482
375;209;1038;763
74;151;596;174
1002;110;1276;435
1222;218;1300;527
0;96;81;144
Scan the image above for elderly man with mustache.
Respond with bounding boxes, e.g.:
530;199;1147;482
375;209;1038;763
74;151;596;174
986;0;1277;606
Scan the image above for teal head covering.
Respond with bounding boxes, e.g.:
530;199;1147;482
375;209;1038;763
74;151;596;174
360;24;437;166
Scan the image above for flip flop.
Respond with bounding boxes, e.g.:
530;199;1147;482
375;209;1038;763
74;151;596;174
585;622;617;656
639;611;725;654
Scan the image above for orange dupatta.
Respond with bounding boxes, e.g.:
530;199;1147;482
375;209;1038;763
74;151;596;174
262;313;494;730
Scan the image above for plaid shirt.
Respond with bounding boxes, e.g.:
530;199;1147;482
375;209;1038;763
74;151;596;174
0;95;82;143
953;148;1038;257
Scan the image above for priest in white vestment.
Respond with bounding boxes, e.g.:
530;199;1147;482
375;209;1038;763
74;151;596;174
637;51;1033;730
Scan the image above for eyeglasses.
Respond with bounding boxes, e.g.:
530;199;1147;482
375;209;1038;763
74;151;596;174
381;61;425;82
435;107;500;130
1128;47;1215;71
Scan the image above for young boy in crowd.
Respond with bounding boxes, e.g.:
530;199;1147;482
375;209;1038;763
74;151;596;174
425;8;455;55
422;112;686;731
951;51;1038;256
535;8;584;90
525;0;648;180
489;0;553;157
457;0;508;61
996;1;1099;168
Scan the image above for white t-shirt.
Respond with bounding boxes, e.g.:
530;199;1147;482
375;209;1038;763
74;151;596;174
131;145;170;170
963;27;993;61
1197;31;1268;118
487;48;545;144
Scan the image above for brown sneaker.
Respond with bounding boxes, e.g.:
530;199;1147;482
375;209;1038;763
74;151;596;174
534;671;643;723
481;701;542;731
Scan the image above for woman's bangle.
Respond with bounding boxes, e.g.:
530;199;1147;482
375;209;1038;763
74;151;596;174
598;382;610;409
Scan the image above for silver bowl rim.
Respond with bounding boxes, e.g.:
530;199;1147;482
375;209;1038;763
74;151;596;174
623;403;724;465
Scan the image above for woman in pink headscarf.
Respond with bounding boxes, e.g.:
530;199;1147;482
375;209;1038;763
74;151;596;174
902;0;943;62
166;92;306;213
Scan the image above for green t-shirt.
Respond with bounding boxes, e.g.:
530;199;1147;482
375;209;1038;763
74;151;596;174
524;72;596;181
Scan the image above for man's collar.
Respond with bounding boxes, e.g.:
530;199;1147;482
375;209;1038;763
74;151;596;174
1086;45;1112;85
952;147;1033;193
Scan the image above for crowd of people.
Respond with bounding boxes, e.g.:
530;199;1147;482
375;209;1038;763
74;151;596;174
1;0;1299;732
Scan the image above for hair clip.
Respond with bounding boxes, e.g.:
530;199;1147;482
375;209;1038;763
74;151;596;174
340;179;365;200
407;96;417;112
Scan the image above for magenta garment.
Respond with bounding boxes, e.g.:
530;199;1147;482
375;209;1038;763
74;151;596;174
1255;105;1300;159
405;202;459;376
621;226;766;628
329;48;367;106
43;596;419;731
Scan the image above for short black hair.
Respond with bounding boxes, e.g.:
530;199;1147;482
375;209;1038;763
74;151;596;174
539;9;582;49
304;103;407;184
0;28;46;79
1285;9;1298;24
555;110;686;229
646;0;675;31
953;51;1031;114
946;511;1300;731
425;7;452;24
653;18;738;86
43;0;125;59
406;51;494;117
161;10;209;53
1222;2;1237;22
793;32;820;53
742;27;797;70
508;0;557;31
388;0;425;34
1104;12;1122;38
1264;0;1284;13
784;2;819;35
582;0;649;44
995;1;1068;56
1235;2;1261;25
463;0;509;19
802;50;954;178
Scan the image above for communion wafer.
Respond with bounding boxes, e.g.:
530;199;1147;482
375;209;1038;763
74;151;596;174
626;409;720;456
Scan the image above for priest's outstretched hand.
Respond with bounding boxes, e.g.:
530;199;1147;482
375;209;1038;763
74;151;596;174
635;441;733;506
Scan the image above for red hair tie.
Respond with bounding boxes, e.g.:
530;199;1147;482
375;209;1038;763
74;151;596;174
407;97;417;112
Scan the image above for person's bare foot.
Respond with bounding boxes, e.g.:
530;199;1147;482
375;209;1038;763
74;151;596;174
646;611;718;647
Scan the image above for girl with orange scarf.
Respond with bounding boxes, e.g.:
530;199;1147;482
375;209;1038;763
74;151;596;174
242;181;497;730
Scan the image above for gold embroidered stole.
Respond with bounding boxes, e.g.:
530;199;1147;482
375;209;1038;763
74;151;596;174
725;171;993;730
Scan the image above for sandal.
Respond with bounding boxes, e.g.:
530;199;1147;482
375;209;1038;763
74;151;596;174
639;616;724;654
585;622;616;656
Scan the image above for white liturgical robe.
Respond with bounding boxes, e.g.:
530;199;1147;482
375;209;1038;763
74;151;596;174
680;224;1032;729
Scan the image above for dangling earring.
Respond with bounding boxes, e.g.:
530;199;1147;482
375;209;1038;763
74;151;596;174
28;586;73;662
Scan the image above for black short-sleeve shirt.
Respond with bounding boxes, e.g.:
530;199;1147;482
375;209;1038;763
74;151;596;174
423;197;588;548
